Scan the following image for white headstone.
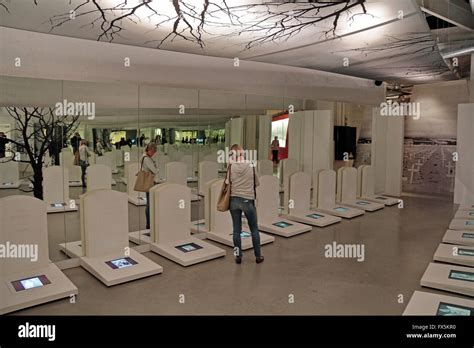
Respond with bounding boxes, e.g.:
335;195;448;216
288;172;312;213
80;189;129;258
87;164;112;192
150;183;191;244
166;162;187;185
318;169;337;208
208;179;233;233
180;155;194;178
104;152;118;172
0;196;49;274
0;160;19;184
198;161;218;195
43;166;70;206
339;167;358;203
156;155;170;181
256;175;280;223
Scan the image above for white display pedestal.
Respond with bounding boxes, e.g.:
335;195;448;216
403;291;474;315
86;164;112;192
156;155;170;181
257;160;273;177
79;189;162;286
43;166;78;214
198;161;218;196
285;172;341;227
180;155;197;182
59;151;82;187
0;196;78;314
281;158;298;195
205;179;274;249
357;165;399;206
337;167;384;212
120;161;138;184
421;262;474;297
257;175;312;236
454;209;474;220
97;154;118;175
442;230;474;246
314;169;364;219
449;218;474;231
166;162;199;201
433;243;474;267
131;183;225;266
0;160;21;189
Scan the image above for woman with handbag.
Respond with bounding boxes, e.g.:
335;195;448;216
79;140;92;188
138;142;159;230
225;144;264;264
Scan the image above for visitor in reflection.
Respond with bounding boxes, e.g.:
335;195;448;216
226;144;263;264
139;134;145;147
0;132;9;159
271;136;280;166
95;139;104;156
141;142;160;230
71;132;81;155
79;139;92;188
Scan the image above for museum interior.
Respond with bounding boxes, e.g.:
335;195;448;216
0;0;474;317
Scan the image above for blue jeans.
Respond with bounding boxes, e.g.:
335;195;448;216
230;196;261;258
80;160;88;187
145;192;150;229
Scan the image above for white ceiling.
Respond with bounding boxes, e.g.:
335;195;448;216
0;0;461;84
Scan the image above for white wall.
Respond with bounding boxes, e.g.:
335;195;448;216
454;103;474;204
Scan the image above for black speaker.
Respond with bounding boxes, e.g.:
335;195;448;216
334;126;357;161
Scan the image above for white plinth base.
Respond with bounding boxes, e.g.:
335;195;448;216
258;217;312;237
0;181;21;189
454;210;474;220
449;219;474;231
128;195;147;206
315;204;364;219
128;230;152;245
80;249;162;287
285;209;341;227
421;262;474;297
359;194;399;206
1;263;78;315
433;243;474;267
403;291;474;315
190;220;208;234
59;240;83;258
149;237;225;266
443;230;474;246
187;177;198;183
47;202;78;214
206;228;274;249
340;199;384;212
69;180;83;187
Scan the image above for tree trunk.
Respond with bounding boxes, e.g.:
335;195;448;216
32;164;43;200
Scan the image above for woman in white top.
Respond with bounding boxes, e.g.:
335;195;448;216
226;144;263;264
95;139;104;156
79;139;92;188
141;142;159;229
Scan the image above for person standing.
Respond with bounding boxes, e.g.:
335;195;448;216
0;132;9;159
71;132;81;155
270;136;280;165
79;140;92;188
140;143;160;230
139;134;145;147
95;139;104;156
226;144;264;264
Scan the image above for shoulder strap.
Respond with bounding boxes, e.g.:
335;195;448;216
140;155;148;171
253;164;256;199
226;164;232;184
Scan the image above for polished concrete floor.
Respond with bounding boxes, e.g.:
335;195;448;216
1;174;466;315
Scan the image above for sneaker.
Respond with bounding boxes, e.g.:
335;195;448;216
256;256;264;264
235;257;242;264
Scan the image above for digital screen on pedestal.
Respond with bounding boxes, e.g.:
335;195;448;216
175;242;203;253
437;302;473;316
105;257;138;270
375;196;387;200
51;203;65;208
11;275;51;292
306;213;324;219
241;231;251;238
356;201;370;206
458;248;474;257
465;220;474;226
2;182;13;186
448;270;474;282
334;207;349;212
469;212;474;216
273;221;293;228
462;232;474;239
195;222;205;227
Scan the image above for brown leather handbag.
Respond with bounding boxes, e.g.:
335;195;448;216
217;164;231;212
134;156;155;193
